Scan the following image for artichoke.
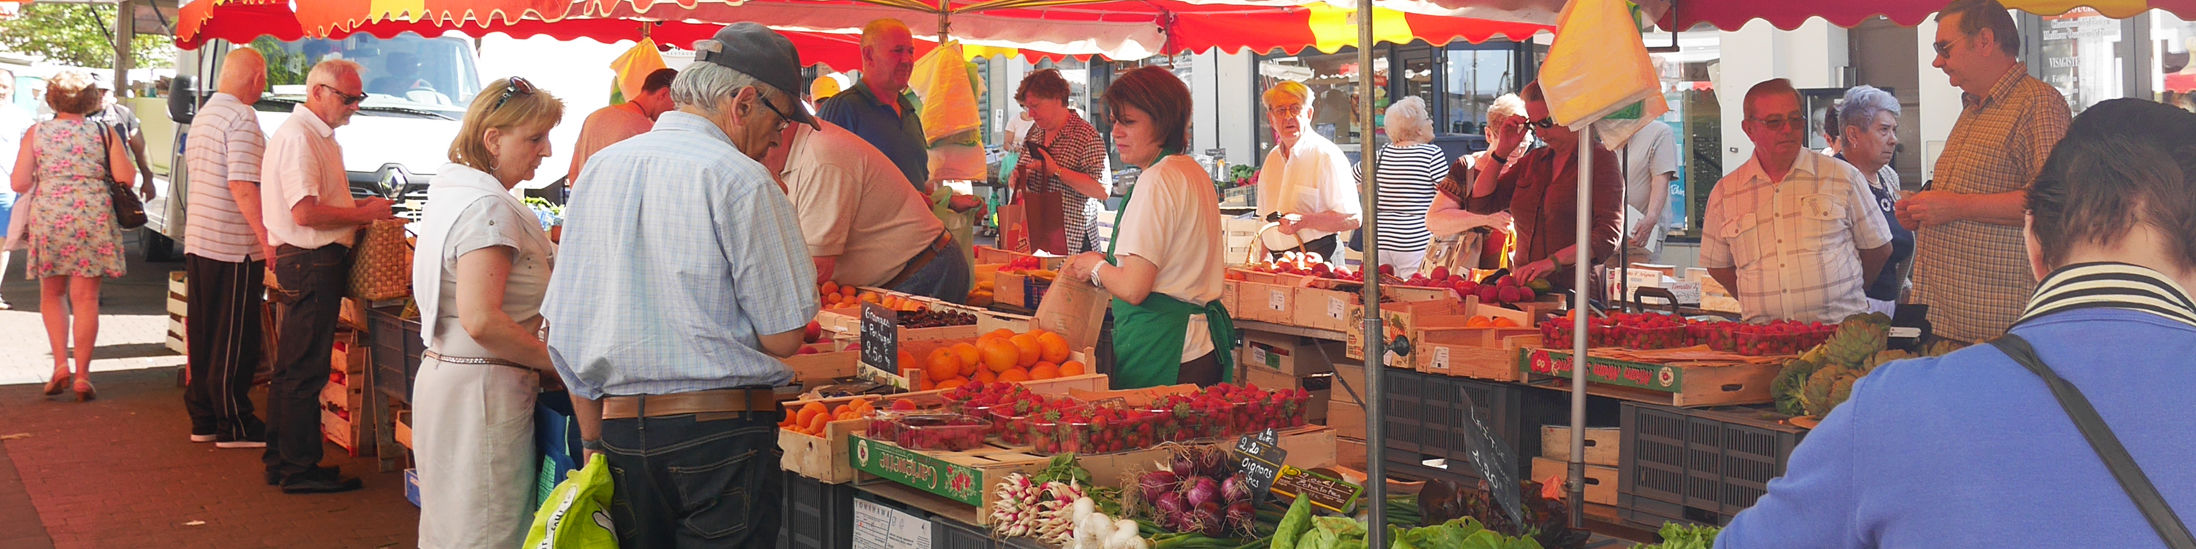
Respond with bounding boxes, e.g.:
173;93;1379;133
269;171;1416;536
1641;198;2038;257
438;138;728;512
1922;339;1966;358
1802;365;1864;417
1859;349;1916;374
1824;315;1890;367
1772;357;1820;416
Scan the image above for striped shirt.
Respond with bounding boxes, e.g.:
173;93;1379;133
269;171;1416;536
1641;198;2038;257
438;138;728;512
1023;114;1109;253
1910;63;2071;343
1362;143;1446;254
1701;151;1894;324
182;93;266;262
2016;262;2196;330
542;112;819;399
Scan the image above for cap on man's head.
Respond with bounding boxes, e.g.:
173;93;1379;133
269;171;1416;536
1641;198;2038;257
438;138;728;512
697;22;819;129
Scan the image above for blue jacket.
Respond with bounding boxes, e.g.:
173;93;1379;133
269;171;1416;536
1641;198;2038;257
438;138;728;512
1718;305;2196;548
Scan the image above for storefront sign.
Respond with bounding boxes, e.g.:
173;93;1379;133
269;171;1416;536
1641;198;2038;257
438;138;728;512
1522;348;1682;393
852;498;930;549
1233;429;1287;504
849;435;985;506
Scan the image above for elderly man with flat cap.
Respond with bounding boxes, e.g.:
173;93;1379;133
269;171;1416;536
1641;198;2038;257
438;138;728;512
542;22;821;548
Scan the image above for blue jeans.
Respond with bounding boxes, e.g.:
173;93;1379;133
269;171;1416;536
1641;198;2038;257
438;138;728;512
600;409;783;548
264;244;349;478
888;234;972;304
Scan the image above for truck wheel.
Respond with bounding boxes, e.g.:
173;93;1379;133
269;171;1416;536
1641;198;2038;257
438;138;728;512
143;228;179;262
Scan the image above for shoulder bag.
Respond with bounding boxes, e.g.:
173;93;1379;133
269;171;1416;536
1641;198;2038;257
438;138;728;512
1990;335;2195;548
93;121;148;230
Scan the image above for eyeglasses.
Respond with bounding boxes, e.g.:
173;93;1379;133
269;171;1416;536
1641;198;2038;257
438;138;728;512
755;95;795;131
1267;103;1306;117
316;84;367;106
491;77;534;112
1527;117;1556;129
1752;113;1808;130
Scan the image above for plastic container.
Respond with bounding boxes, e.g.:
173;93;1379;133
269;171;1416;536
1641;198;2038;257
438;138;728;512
1620;324;1691;349
869;414;990;451
987;406;1033;445
1028;411;1159;455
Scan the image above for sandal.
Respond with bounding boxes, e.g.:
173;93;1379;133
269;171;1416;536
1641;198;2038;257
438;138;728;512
42;371;69;396
73;377;95;402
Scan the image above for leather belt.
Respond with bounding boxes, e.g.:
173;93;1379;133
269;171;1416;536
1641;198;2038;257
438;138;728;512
602;388;781;420
881;232;954;289
422;350;531;370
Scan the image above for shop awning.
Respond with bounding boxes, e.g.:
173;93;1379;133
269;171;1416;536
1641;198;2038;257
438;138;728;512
1630;0;2196;31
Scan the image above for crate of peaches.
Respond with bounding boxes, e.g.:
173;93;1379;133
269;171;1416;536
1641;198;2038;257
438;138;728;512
910;328;1090;391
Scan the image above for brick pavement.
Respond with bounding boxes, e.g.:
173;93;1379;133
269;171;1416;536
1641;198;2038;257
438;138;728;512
0;236;420;548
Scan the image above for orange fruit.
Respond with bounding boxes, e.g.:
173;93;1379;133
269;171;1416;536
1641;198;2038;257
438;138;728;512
805;413;828;434
842;285;858;297
998;368;1031;383
979;340;1019;373
897;350;917;369
796;402;828;427
951;343;982;366
1491;317;1519;328
926;348;962;382
987;328;1017;341
1008;334;1042;367
918;375;936;391
821;281;840;296
863;292;881;303
1466;316;1494;328
836;410;859;421
1029;362;1060;380
974;368;998;384
938;378;968;390
1035;332;1070;363
1059;360;1087;376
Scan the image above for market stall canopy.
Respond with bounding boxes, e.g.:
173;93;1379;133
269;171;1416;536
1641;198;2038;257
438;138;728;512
1628;0;2196;31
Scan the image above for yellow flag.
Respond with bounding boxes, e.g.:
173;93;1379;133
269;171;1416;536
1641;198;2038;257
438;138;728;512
1540;0;1665;145
609;38;667;104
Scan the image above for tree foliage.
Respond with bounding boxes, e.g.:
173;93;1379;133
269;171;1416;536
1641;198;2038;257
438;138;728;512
0;4;174;69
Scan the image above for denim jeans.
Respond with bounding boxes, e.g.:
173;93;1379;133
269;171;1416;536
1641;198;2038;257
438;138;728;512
600;409;784;548
889;234;973;304
263;244;349;478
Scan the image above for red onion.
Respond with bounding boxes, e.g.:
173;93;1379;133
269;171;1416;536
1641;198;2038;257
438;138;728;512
1154;491;1186;526
1139;470;1180;505
1221;473;1251;504
1171;450;1197;478
1193;501;1226;537
1226;501;1256;536
1195;447;1233;478
1182;476;1221;509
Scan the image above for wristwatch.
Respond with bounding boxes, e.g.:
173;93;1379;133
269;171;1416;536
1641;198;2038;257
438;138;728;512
581;438;604;452
1089;264;1107;290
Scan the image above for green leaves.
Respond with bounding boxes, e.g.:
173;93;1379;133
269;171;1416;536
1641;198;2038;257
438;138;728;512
0;4;174;70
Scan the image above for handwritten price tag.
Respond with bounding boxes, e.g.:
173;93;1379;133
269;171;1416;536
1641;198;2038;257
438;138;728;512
1268;289;1288;311
1327;297;1345;320
1432;346;1451;371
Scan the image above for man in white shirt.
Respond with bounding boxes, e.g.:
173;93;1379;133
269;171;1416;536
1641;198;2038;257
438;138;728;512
1618;119;1679;263
1701;79;1894;324
767;118;968;301
182;49;277;449
1255;81;1362;263
259;59;395;494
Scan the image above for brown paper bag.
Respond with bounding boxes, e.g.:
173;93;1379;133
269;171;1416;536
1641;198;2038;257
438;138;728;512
348;219;414;301
1032;276;1109;353
996;202;1029;253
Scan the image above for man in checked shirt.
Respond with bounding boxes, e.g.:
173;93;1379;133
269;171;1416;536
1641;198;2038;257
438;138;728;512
1898;0;2071;344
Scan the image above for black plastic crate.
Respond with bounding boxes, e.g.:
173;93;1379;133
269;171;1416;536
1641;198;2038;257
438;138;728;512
1380;370;1582;482
1618;491;1724;529
367;307;424;404
932;514;994;549
1618;402;1805;521
780;471;854;549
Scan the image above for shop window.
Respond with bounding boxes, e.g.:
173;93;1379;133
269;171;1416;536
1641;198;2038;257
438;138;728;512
2033;8;2127;113
1442;48;1517;135
2149;10;2196;111
1253;46;1393;154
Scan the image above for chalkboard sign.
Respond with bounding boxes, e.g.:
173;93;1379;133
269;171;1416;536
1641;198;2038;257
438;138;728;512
860;302;900;374
1233;429;1287;504
1271;466;1362;514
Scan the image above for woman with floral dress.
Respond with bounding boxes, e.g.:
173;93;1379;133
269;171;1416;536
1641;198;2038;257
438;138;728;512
10;71;132;401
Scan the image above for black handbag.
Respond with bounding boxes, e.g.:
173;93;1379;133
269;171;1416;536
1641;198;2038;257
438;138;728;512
94;121;147;230
1990;335;2196;548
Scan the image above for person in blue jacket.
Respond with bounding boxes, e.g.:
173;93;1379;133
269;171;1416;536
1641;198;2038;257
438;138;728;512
1716;98;2196;548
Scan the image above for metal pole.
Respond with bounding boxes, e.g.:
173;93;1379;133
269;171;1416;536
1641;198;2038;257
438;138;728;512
114;0;134;97
1567;126;1592;526
1357;0;1387;546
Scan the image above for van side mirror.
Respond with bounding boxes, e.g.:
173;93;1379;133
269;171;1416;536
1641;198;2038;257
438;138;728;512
166;75;196;124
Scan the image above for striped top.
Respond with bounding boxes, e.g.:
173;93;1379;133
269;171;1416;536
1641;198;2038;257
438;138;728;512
182;93;266;262
2016;262;2196;330
1023;114;1109;254
1363;143;1447;254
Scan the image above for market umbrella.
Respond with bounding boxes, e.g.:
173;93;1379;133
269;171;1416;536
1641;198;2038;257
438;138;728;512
1628;0;2196;30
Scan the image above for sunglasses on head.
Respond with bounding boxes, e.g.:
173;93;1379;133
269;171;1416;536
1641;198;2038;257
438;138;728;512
316;84;367;106
491;77;534;112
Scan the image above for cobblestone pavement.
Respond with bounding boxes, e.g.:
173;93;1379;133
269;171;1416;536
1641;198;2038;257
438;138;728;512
0;235;419;548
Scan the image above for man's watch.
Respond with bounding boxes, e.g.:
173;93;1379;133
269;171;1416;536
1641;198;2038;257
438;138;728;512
580;439;604;452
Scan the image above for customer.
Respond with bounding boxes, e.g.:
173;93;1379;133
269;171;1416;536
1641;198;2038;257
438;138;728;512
1364;96;1446;277
412;77;565;548
260;59;397;494
768;117;969;302
11;71;131;402
1617;116;1679;264
1461;81;1623;295
182;49;275;447
1900;0;2072;344
1835;85;1914;315
1061;66;1233;390
1815;105;1841;157
90;89;156;201
565;68;674;189
543;23;819;548
0;68;34;310
819;18;927;188
1255;81;1361;263
1717;98;2196;549
1700;79;1893;324
1425;94;1522;272
1012;68;1110;254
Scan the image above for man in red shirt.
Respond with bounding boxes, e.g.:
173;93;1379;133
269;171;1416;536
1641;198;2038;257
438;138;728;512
1463;81;1624;296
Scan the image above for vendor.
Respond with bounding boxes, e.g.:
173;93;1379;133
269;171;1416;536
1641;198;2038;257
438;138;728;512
1011;69;1110;255
1255;81;1361;263
766;114;970;302
1464;81;1624;295
1061;67;1235;390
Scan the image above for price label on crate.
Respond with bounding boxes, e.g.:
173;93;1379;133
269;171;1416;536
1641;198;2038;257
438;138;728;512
1268;288;1288;311
1327;296;1346;320
1271;465;1363;514
859;302;900;375
852;498;929;549
1233;429;1287;504
1431;346;1451;372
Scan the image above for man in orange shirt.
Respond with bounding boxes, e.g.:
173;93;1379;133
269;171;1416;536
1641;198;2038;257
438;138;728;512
565;68;675;190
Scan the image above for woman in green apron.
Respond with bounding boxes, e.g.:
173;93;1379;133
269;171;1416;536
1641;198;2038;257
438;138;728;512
1061;67;1237;390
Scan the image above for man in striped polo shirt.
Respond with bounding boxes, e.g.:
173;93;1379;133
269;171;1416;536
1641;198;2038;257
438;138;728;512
181;49;274;449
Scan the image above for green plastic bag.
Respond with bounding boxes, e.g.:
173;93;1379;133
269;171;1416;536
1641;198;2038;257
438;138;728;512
523;453;619;549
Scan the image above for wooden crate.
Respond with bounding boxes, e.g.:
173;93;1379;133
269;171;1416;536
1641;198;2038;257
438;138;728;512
394;409;413;450
1540;425;1620;467
816;306;863;334
1326;398;1366;439
1220;279;1240;313
781;417;874;483
1522;348;1782;407
1239;330;1340;376
1508;297;1567;323
1531;456;1617;506
339;297;369;331
1290;286;1357;332
848;436;1051;525
994;271;1032;309
1338;436;1368;470
1415;314;1542;381
1345;299;1465;365
1234;280;1299;324
974;246;1065;270
782;351;860;384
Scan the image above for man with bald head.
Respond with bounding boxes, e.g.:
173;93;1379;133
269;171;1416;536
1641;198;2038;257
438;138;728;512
818;18;929;187
182;48;276;449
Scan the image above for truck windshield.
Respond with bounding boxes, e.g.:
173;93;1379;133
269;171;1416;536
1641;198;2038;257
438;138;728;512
249;32;479;117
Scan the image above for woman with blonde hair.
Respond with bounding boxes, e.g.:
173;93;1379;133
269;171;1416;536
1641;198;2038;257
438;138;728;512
12;71;132;401
409;77;564;547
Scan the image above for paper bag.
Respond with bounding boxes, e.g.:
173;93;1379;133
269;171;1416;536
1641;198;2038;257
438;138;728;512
1032;277;1108;354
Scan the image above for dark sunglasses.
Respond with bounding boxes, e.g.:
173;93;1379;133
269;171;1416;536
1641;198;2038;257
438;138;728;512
491;77;534;112
1527;117;1556;129
316;83;367;106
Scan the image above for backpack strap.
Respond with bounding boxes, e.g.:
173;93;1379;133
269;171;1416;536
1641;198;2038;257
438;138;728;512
1990;334;2196;548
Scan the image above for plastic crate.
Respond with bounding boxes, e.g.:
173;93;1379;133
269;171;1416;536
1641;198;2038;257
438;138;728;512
1618;402;1806;524
367;307;424;404
780;471;853;549
931;514;994;549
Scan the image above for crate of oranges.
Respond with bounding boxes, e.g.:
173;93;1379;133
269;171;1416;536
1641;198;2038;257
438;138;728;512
894;327;1102;393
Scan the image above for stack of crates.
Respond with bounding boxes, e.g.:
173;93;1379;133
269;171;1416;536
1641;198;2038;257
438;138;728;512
1618;402;1806;527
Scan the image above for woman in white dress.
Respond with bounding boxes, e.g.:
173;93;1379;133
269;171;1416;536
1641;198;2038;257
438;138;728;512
409;77;564;548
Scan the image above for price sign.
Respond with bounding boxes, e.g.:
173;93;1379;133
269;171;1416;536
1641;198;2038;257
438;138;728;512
1327;297;1346;320
1233;429;1287;504
1268;288;1288;311
852;498;929;549
1271;466;1363;514
860;302;900;374
1431;346;1451;371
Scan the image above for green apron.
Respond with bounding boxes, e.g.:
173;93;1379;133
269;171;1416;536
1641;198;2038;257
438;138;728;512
1103;153;1239;389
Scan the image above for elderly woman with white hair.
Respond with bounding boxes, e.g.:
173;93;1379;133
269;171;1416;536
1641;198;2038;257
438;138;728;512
1361;96;1448;276
1423;94;1524;272
1836;85;1913;315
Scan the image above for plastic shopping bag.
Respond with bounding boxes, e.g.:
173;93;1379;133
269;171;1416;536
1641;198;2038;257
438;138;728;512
523;453;619;549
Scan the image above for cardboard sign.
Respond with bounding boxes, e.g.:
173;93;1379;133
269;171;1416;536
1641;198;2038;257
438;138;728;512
1233;429;1287;504
860;302;899;374
1270;466;1363;514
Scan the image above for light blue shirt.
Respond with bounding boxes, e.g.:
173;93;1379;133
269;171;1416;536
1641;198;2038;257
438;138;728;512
543;111;819;399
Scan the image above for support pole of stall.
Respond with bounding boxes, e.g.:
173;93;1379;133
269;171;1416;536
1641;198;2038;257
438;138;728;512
1567;126;1593;526
114;0;135;98
1357;0;1387;545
